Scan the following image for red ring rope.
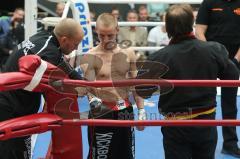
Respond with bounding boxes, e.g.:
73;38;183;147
63;119;240;127
59;79;240;87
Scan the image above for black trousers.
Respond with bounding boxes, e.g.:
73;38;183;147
221;44;239;149
161;113;217;159
87;106;135;159
0;98;31;159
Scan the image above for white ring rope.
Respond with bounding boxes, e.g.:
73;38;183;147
132;46;164;51
40;17;165;51
93;21;165;27
48;0;203;4
40;17;165;27
61;0;71;19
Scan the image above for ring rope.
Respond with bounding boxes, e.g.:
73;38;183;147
63;119;240;127
47;0;203;4
56;79;240;87
40;18;165;27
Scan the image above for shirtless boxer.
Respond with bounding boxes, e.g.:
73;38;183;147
80;13;146;159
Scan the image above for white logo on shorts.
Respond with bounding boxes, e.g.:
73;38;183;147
96;132;113;159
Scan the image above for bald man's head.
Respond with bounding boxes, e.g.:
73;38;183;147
54;18;83;38
54;18;84;55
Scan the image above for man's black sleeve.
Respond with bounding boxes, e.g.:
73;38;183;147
213;42;238;79
196;0;211;25
58;59;83;80
35;46;83;80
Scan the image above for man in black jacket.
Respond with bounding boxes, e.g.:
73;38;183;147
137;4;238;159
195;0;240;157
0;18;84;159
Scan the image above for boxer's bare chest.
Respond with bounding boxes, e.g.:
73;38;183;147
95;51;130;80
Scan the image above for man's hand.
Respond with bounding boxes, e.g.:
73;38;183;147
136;108;147;131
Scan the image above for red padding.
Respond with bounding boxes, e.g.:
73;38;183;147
18;55;67;80
46;91;83;159
0;113;62;140
0;55;84;159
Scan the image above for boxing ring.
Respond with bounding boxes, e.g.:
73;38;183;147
16;0;239;158
0;55;239;159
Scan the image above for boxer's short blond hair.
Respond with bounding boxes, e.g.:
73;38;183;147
96;13;118;28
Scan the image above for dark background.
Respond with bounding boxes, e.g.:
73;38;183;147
0;0;24;16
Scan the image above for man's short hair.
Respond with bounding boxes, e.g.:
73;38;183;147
165;4;194;38
96;13;118;28
14;8;24;12
138;5;147;12
111;6;119;12
54;18;83;38
127;9;138;16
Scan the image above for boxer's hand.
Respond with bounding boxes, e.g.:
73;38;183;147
89;97;102;109
136;108;147;131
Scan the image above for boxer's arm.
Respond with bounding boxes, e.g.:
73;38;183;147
79;53;96;81
128;48;144;109
79;53;99;99
128;48;146;131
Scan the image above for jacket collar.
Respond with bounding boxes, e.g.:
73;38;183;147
169;32;196;44
51;32;60;48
